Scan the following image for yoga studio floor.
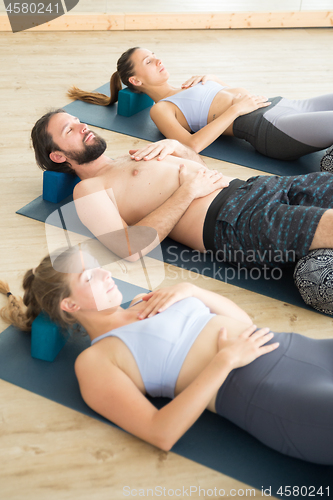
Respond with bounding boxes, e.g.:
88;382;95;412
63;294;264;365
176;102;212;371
1;27;333;499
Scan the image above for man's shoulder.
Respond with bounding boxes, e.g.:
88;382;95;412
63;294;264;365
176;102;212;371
73;176;105;199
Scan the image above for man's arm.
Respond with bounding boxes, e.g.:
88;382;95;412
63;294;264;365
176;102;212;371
129;139;207;166
73;166;226;261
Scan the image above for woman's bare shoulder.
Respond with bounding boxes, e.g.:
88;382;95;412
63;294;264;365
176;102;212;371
74;344;101;373
150;100;175;117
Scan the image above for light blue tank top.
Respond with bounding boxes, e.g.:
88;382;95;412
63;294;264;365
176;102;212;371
160;80;226;132
91;297;215;399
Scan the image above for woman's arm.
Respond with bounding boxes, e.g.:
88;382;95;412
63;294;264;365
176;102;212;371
75;326;277;451
138;283;252;324
150;95;270;153
191;285;252;324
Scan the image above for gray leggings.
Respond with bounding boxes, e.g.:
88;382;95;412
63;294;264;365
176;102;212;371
215;331;333;465
233;94;333;160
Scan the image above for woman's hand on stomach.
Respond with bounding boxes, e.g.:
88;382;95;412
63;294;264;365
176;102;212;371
217;324;279;369
232;94;271;116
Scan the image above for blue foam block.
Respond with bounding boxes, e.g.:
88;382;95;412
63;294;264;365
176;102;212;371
29;281;147;363
31;312;69;362
117;87;154;117
43;171;81;203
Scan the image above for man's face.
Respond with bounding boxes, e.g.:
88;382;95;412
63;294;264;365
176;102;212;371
47;112;107;165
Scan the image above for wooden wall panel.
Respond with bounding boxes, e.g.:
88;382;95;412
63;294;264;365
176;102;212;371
0;10;332;31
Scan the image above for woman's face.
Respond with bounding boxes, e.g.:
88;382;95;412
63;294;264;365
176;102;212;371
65;252;123;313
129;48;169;88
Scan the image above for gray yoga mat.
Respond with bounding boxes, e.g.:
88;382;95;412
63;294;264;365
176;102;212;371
63;83;323;176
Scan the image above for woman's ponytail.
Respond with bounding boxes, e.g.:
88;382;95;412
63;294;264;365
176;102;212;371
0;272;39;332
0;251;77;333
22;269;42;329
67;82;113;106
110;71;122;104
67;71;123;106
67;47;141;107
67;71;128;106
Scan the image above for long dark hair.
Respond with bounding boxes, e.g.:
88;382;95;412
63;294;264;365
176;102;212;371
67;47;140;106
31;109;75;175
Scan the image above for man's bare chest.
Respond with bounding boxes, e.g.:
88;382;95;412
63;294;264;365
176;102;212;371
100;157;181;224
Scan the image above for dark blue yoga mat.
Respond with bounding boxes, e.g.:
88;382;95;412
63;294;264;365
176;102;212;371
63;83;323;176
0;321;332;496
17;194;317;313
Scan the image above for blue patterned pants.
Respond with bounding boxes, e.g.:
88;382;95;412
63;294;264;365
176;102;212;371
213;173;333;268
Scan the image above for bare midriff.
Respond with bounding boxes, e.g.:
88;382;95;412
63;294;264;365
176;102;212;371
174;314;251;411
207;86;251;135
91;303;252;413
99;154;235;252
164;86;251;136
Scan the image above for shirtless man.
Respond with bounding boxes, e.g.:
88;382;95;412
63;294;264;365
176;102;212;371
31;109;333;274
32;109;232;257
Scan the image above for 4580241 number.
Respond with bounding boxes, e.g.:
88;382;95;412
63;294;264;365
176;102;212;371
276;485;329;497
5;3;60;14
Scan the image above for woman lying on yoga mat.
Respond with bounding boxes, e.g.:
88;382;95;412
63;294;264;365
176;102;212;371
1;245;333;465
68;47;333;165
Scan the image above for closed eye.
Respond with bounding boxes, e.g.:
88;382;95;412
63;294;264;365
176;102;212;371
85;272;92;282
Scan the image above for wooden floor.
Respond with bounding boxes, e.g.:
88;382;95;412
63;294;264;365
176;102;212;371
1;28;333;499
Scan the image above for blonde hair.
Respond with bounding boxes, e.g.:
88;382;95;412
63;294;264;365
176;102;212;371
67;47;141;106
0;249;81;332
0;280;29;331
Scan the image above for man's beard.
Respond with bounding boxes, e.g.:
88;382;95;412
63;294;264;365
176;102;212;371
62;133;107;165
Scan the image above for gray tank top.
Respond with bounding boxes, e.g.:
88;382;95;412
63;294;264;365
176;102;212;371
91;297;215;398
160;81;226;132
